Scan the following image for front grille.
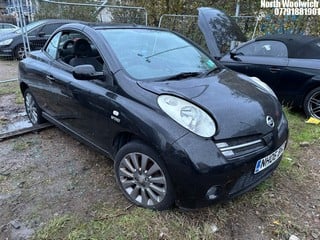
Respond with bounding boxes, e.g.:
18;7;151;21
216;133;273;160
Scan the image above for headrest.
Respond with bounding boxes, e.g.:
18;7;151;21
73;39;92;57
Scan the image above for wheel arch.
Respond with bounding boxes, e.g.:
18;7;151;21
20;82;29;95
302;77;320;106
303;84;320;118
303;83;320;101
112;131;163;160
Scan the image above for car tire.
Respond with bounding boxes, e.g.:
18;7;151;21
24;89;45;125
303;87;320;120
114;140;175;210
14;44;26;60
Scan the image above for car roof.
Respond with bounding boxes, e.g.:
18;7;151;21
61;22;168;32
35;19;84;24
0;23;16;26
256;34;320;59
87;22;161;30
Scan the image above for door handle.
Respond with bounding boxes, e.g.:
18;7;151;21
269;67;281;73
46;75;56;82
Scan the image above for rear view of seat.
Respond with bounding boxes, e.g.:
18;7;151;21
69;39;102;71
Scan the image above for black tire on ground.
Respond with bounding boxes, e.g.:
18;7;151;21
303;87;320;120
14;44;26;60
114;140;175;210
24;89;45;125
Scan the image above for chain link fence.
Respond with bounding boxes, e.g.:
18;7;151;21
0;0;147;61
158;13;260;55
1;1;316;62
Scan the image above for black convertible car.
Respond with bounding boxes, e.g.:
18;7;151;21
198;7;320;119
221;35;320;120
19;22;288;209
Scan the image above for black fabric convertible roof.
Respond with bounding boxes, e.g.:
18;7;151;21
256;34;320;59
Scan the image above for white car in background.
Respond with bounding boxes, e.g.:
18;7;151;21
0;23;20;34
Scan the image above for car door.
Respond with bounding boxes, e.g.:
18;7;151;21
221;40;289;93
21;31;63;115
45;31;118;152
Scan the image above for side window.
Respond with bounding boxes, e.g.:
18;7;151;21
237;41;288;58
4;24;11;29
55;31;105;71
45;32;62;59
40;23;62;36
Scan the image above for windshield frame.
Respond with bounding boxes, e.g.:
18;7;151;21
97;28;220;81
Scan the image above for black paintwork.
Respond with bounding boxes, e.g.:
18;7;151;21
220;37;320;108
196;8;320;110
19;23;288;208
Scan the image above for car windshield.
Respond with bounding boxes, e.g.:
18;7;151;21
99;29;217;80
14;20;45;34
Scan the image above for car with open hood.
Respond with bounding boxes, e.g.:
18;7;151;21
197;7;320;120
19;22;288;209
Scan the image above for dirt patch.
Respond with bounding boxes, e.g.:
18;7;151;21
0;128;126;239
0;94;31;134
0;60;18;81
0;130;319;239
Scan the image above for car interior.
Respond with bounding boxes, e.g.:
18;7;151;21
58;32;104;71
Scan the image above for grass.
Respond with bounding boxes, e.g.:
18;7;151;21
32;208;224;240
278;108;320;178
33;215;72;240
0;81;23;104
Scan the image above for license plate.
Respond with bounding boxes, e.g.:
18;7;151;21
254;142;286;174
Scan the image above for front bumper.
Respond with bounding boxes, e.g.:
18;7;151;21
0;46;14;57
163;113;289;209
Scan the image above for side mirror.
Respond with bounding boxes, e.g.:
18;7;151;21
230;50;242;61
73;65;104;80
38;31;45;37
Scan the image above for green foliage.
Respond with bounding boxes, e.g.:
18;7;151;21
109;0;319;37
0;81;23;104
31;0;320;36
34;0;97;22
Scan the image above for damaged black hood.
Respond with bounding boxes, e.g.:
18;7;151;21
138;70;282;140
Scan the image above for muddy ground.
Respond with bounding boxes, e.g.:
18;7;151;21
0;59;319;240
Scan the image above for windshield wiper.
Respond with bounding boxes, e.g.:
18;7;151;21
162;72;203;81
145;45;189;62
204;67;221;76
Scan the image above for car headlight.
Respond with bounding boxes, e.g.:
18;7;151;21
249;76;278;99
157;95;216;138
0;39;13;46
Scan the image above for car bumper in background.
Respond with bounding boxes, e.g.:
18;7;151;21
0;47;14;57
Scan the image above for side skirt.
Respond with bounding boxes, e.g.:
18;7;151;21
42;112;113;161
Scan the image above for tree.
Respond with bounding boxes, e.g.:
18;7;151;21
34;0;97;22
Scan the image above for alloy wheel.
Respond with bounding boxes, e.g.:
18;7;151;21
25;92;39;124
118;152;167;207
307;89;320;119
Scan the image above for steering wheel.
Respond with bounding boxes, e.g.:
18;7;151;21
62;40;74;49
